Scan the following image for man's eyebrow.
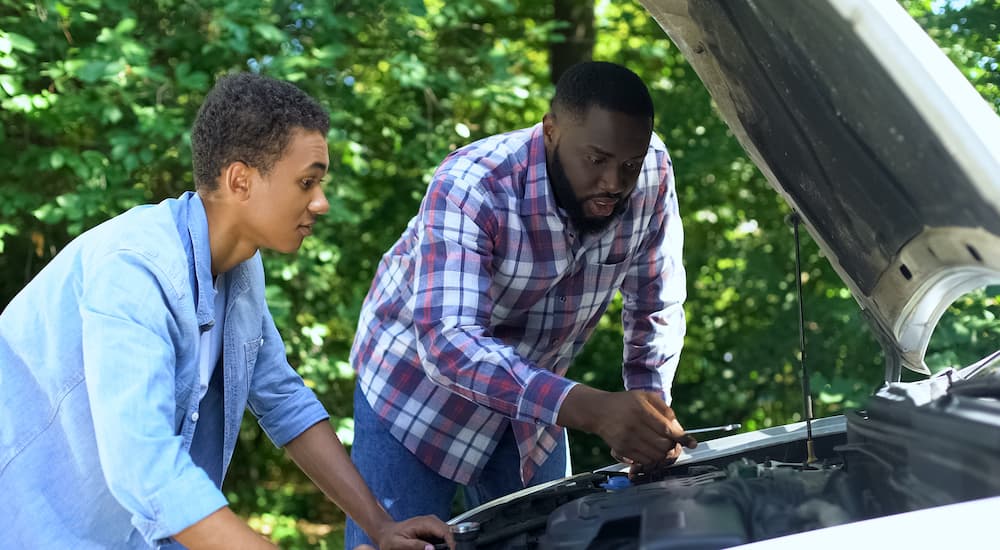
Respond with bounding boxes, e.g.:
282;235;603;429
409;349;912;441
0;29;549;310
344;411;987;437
587;144;646;160
586;144;614;156
303;161;328;173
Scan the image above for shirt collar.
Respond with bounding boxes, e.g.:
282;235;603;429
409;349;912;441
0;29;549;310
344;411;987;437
184;192;216;329
519;124;567;225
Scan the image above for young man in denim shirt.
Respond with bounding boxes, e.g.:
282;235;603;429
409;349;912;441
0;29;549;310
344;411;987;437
0;73;448;550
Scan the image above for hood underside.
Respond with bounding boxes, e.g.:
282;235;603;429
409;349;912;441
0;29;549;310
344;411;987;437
639;0;1000;378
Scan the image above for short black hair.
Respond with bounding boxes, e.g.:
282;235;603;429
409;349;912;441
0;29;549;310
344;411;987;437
551;61;654;124
191;73;330;190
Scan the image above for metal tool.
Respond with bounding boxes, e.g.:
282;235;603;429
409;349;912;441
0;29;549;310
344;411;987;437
682;423;741;436
609;423;743;467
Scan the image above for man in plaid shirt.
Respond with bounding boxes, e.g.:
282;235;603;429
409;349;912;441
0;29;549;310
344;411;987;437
347;61;691;547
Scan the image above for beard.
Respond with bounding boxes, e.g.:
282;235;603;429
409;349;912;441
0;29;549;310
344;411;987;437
548;145;628;235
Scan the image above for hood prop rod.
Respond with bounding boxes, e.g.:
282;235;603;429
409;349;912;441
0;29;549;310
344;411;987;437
788;212;818;465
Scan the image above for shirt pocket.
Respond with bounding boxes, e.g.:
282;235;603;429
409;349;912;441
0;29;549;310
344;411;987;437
566;256;630;325
584;240;633;269
585;230;635;267
599;250;630;266
243;335;263;393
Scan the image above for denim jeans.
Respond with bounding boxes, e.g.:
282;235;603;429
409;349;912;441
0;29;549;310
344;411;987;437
345;385;571;548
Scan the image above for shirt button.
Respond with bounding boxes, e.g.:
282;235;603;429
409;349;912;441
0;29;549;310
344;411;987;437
559;296;566;302
191;411;200;422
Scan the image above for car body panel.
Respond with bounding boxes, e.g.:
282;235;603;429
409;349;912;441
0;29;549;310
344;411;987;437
637;0;1000;379
731;495;1000;549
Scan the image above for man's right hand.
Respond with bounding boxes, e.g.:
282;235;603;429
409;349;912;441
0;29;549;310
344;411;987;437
557;385;696;465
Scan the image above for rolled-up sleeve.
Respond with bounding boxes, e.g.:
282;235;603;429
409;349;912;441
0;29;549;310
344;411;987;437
247;306;330;447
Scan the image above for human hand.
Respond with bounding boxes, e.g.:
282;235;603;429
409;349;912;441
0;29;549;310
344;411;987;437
611;443;693;478
609;422;699;465
596;390;696;465
559;386;695;465
373;515;453;550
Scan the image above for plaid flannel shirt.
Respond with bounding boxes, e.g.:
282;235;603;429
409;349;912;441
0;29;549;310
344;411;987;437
350;123;686;485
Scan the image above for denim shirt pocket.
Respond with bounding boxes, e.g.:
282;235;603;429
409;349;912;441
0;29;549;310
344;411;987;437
243;335;263;394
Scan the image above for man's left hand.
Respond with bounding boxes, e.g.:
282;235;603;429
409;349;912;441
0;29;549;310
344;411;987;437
374;515;453;550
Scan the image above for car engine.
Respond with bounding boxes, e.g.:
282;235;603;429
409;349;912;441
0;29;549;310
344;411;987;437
447;363;1000;550
447;449;854;550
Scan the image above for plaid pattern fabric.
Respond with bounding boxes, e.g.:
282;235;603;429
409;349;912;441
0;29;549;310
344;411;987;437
351;123;686;485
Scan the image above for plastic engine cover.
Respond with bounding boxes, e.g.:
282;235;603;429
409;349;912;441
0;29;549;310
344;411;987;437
538;484;746;550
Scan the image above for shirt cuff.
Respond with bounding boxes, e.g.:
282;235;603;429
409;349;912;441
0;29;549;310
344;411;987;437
131;466;229;544
515;368;578;425
257;385;331;447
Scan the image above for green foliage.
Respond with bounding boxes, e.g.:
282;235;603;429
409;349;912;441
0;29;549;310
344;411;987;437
1;0;997;545
903;0;1000;112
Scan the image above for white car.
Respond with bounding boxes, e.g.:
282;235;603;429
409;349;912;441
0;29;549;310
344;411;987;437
443;0;1000;548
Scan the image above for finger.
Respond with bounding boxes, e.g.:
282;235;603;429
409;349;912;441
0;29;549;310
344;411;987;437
632;443;685;474
408;515;453;540
388;536;445;550
665;441;683;461
635;399;686;443
614;434;659;465
678;434;698;449
625;420;684;461
663;415;686;440
627;438;674;465
633;409;675;444
392;517;453;549
610;449;634;465
647;396;681;425
627;454;680;480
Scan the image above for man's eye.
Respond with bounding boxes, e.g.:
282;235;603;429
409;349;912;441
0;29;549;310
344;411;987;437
623;161;641;172
589;156;606;165
300;178;316;189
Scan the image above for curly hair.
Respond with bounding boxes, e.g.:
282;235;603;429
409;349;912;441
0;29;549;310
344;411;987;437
551;61;654;124
191;73;330;190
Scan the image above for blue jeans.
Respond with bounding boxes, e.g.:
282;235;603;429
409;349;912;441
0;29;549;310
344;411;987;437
345;385;571;548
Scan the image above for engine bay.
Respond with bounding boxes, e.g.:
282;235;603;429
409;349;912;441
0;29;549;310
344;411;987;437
448;366;1000;550
450;444;854;550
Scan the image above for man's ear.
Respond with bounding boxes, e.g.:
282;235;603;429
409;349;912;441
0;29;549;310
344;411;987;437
542;112;557;148
221;161;254;201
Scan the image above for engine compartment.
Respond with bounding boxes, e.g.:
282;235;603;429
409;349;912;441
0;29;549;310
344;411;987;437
537;458;856;550
451;439;854;550
447;370;1000;550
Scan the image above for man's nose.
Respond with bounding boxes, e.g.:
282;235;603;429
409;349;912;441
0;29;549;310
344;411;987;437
310;186;330;216
599;165;625;195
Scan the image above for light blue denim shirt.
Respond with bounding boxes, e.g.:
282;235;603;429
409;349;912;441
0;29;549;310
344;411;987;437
0;192;329;548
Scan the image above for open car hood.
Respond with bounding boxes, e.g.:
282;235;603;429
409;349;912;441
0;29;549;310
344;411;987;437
638;0;1000;379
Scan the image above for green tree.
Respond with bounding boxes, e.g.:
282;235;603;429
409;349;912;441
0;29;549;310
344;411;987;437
1;0;997;546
